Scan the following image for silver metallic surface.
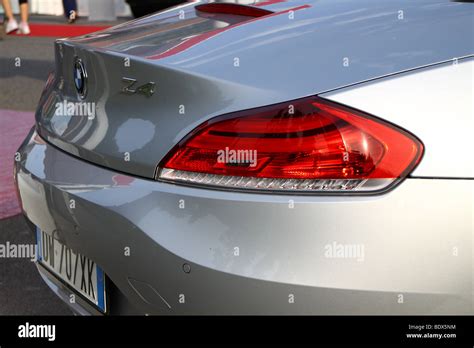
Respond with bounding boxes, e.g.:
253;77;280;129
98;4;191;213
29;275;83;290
36;0;474;178
322;58;474;178
14;0;474;315
15;130;474;314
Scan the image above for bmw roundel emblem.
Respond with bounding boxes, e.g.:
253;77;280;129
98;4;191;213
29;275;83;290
73;57;87;98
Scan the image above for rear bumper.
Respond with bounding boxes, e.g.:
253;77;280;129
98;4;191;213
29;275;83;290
14;128;474;314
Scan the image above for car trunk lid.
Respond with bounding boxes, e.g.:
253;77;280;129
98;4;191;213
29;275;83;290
36;0;474;178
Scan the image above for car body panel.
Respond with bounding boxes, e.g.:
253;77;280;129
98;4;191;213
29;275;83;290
14;0;474;315
36;0;474;178
15;130;474;314
322;57;474;178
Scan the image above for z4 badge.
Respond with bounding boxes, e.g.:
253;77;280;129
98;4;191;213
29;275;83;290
121;77;156;97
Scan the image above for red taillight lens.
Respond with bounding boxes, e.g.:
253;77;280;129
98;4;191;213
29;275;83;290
158;96;423;193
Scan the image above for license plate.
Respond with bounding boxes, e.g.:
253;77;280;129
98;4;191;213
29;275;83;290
36;227;106;312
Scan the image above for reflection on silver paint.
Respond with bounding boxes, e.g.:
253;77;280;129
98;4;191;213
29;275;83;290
115;119;156;152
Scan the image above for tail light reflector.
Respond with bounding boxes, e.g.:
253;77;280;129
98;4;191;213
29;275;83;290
157;96;423;193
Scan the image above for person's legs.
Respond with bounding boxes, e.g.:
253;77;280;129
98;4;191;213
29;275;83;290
62;0;77;23
1;0;14;20
19;0;27;23
2;0;18;33
17;0;29;34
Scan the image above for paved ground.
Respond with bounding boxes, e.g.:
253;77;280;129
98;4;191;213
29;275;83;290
0;31;57;221
0;16;128;315
0;35;55;110
0;109;34;219
0;215;72;315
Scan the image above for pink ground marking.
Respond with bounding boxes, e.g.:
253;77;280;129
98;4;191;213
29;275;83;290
0;109;35;220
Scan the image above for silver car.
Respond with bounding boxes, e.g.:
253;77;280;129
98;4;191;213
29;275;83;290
14;0;474;315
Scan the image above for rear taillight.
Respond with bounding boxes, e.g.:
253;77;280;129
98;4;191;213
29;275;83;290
157;96;423;193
